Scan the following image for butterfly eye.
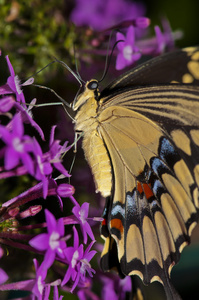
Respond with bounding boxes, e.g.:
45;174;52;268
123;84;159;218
87;80;98;90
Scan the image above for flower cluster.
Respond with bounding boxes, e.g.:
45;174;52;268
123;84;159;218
0;51;132;300
0;55;99;299
71;0;182;71
70;0;146;31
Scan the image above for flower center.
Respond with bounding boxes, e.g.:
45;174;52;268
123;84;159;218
71;250;79;268
13;137;23;152
49;231;59;250
37;155;44;174
123;45;133;61
80;258;90;274
79;208;86;224
37;275;44;295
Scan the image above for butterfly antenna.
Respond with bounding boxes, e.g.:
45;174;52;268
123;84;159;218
52;56;83;87
23;59;75;110
69;152;76;176
25;57;83;88
32;83;71;108
68;132;83;177
23;60;57;82
22;58;84;119
99;29;124;83
73;44;86;84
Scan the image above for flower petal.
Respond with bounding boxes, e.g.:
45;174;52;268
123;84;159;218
45;209;57;233
6;55;15;77
0;96;15;112
43;248;56;270
29;233;49;251
4;146;20;170
0;268;8;284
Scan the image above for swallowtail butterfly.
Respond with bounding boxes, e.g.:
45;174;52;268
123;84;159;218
73;47;199;299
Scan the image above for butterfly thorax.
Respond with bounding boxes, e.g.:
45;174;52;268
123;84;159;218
73;79;100;133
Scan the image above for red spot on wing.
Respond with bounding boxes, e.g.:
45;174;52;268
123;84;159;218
101;218;107;226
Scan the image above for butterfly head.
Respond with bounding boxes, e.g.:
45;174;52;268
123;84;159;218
72;79;100;111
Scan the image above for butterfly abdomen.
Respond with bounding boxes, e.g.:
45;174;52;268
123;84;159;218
82;131;112;197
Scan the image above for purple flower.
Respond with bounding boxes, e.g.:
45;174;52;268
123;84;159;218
116;26;141;70
154;20;177;55
29;210;66;270
0;258;61;298
77;290;87;300
0;248;8;284
0;113;34;174
0;269;9;285
15;98;45;140
32;138;53;198
154;25;166;54
56;183;75;209
100;274;131;300
0;55;34;105
32;126;71;198
57;183;75;198
54;285;63;300
135;18;181;57
72;202;95;244
70;0;146;31
62;226;96;292
48;126;70;177
0;96;15;113
32;259;51;300
0;54;44;140
2;178;73;215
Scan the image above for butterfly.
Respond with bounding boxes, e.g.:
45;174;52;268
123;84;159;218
72;47;199;299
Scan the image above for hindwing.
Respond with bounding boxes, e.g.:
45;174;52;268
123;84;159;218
99;85;199;299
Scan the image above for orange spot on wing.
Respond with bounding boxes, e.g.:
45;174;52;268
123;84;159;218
110;218;123;233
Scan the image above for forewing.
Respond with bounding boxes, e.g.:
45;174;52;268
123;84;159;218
101;84;199;126
101;47;199;100
98;87;199;298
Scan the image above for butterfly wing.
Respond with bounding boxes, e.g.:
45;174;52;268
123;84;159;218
101;47;199;100
99;85;199;299
74;47;199;299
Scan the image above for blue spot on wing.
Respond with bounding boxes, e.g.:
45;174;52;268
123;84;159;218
153;178;167;195
111;204;125;218
151;157;169;176
159;137;180;167
126;192;138;216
